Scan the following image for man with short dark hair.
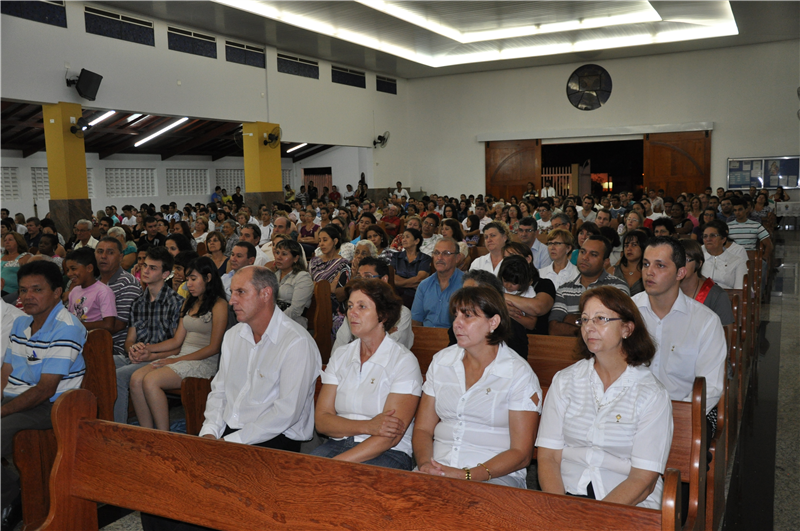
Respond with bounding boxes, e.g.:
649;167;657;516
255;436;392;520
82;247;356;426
548;235;630;336
517;217;551;270
461;202;492;233
727;198;773;255
536;203;553;232
577;196;597;223
609;195;626;219
221;242;257;299
239;224;268;266
550;213;572;233
24;217;42;249
652;217;676;238
633;237;726;430
594;209;612;229
419;214;443;256
232;187;244;209
138;216;163;248
411;238;464;328
718;198;734;222
2;261;86;523
114;246;183;423
98;216;114;238
95;237;142;360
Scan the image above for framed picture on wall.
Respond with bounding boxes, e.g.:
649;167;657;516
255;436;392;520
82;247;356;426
727;156;799;190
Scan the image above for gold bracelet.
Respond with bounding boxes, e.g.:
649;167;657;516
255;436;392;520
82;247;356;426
462;467;471;481
477;462;492;481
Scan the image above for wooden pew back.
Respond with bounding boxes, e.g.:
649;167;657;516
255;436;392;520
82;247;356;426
527;335;582;387
306;280;333;363
410;326;451;376
43;389;681;531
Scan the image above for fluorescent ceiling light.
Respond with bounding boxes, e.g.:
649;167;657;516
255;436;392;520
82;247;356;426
88;110;116;127
126;113;143;123
134;117;188;148
213;0;738;68
286;143;307;153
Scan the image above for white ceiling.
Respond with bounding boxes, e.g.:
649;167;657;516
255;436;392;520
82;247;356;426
103;1;800;78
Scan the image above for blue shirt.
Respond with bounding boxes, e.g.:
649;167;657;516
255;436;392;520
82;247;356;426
531;238;552;270
5;304;87;401
411;268;465;328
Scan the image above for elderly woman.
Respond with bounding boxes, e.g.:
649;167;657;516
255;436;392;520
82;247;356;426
538;286;672;507
618;209;645;238
351;239;378;275
107;226;138;271
469;222;509;275
273;239;313;328
680;240;734;331
609;230;647;296
312;279;422;469
391;216;421;251
221;220;239;255
1;233;32;296
413;286;542;488
538;229;577;291
391;228;431;308
701;220;747;290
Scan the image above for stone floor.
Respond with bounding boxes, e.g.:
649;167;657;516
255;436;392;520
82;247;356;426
94;231;800;531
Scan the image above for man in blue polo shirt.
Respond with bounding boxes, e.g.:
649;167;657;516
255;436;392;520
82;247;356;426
2;261;86;526
411;238;464;328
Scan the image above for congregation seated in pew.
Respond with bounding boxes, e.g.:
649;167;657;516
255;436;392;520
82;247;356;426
272;239;313;328
411;237;464;328
313;278;422;469
537;286;673;509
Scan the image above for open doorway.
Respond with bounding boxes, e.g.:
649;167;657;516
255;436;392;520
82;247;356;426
542;140;643;197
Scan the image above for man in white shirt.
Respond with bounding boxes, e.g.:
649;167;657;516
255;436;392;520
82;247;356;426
332;257;413;352
540;178;557;198
221;242;256;299
632;237;726;426
261;215;295;263
517;217;551;270
199;266;321;448
73;219;99;250
535;203;553;232
461;202;492;233
121;205;138;227
419;214;443;256
239;225;269;266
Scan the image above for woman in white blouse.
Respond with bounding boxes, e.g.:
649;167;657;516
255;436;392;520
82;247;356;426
312;279;422;469
537;286;673;509
701;220;747;290
538;228;578;290
413;286;542;488
469;222;509;275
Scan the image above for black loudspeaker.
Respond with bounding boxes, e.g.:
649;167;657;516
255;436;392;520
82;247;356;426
69;69;103;101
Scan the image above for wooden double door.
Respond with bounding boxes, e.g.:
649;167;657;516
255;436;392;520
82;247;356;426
485;131;710;198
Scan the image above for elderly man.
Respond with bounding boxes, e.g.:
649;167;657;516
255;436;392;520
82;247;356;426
2;262;86;525
200;266;321;447
73;219;98;250
23;217;42;249
95;237;142;359
261;215;295;262
411;238;465;328
332;257;413;352
517;217;551;270
381;204;402;238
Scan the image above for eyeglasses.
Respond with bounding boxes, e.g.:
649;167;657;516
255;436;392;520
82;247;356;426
579;316;623;327
518;228;536;233
432;250;457;257
357;273;380;279
702;233;720;239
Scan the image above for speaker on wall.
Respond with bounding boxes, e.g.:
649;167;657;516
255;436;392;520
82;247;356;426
66;69;103;101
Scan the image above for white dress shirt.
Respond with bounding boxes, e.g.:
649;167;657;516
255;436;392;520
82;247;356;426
199;309;322;444
258;223;274;246
2;301;26;364
254;245;269;266
420;234;442;257
469;254;503;275
422;344;542;488
322;334;423;456
632;290;726;414
702;247;747;289
536;358;673;509
538;261;579;290
332;306;414;353
725;241;748;262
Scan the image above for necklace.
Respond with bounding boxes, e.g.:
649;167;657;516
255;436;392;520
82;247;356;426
592;381;628;409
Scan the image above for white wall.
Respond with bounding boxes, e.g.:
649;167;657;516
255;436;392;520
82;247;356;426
404;40;800;195
0;149;245;217
291;146;373;192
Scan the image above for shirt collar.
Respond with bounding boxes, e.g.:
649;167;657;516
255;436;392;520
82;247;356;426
636;289;690;316
109;267;124;284
440;343;516;379
348;333;392;368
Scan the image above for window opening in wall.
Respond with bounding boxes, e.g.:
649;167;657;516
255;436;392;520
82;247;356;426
1;167;21;201
84;6;155;46
105;168;156;197
215;169;244;195
332;66;366;89
376;75;397;95
1;1;67;28
227;41;265;69
168;26;217;59
277;53;319;79
541;140;643;197
282;169;293;190
166;169;209;196
86;168;95;199
31;167;50;200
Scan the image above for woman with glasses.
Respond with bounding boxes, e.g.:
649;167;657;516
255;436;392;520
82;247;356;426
700;220;747;289
609;230;647;296
538;229;577;290
691;208;719;241
469;222;509;275
537;286;672;508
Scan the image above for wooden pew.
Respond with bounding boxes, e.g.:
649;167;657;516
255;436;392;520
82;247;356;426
306;280;333;363
181;377;213;436
410;326;451;376
527;335;582;387
671;378;707;531
14;329;116;531
196;241;207;256
41;388;682;531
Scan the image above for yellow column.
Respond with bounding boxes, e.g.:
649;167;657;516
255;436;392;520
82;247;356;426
42;102;88;200
242;122;282;193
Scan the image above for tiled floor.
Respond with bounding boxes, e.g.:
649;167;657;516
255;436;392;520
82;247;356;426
94;231;800;531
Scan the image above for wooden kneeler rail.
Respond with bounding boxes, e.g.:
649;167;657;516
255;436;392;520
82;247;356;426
40;389;682;531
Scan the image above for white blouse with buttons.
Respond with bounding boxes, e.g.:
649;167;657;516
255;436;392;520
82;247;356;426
322;334;423;456
536;358;673;509
422;343;542;489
